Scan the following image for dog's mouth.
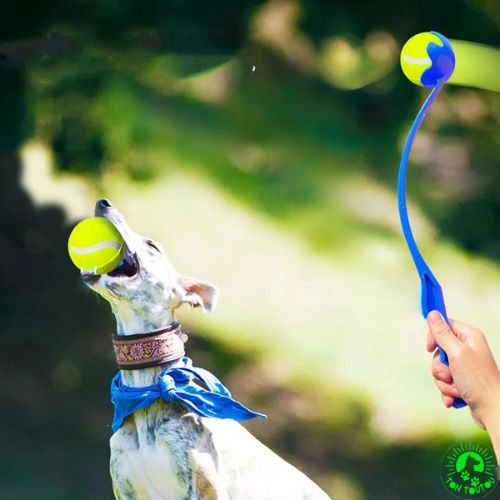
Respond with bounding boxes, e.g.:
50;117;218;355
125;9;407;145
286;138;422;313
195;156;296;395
81;246;140;283
108;247;139;278
80;198;141;284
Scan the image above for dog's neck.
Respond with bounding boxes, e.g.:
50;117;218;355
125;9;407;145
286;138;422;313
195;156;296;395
112;307;183;387
112;305;176;338
120;360;183;387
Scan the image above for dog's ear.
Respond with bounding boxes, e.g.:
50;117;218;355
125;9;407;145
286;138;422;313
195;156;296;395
177;276;219;313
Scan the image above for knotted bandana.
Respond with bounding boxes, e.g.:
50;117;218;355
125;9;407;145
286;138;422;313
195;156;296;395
110;357;266;432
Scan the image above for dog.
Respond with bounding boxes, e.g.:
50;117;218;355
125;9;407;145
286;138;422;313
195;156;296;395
81;198;331;500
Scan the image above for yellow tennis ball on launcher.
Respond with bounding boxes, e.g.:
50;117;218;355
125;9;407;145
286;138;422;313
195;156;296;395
68;217;126;275
400;31;455;87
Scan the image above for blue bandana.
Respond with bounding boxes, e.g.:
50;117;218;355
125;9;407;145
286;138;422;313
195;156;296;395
110;357;266;432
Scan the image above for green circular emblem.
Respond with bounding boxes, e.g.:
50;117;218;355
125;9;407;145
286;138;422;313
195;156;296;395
441;442;497;499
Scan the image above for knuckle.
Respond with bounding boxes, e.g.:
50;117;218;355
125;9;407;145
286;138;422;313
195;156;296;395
431;358;440;376
431;362;447;381
434;379;445;393
444;384;457;397
475;329;485;341
448;345;466;361
434;325;451;336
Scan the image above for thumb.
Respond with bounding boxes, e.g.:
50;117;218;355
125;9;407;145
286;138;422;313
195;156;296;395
427;310;460;353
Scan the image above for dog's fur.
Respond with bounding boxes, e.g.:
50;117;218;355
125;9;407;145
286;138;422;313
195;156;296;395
83;199;330;500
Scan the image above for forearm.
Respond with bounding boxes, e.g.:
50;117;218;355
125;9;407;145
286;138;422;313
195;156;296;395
484;406;500;462
488;423;500;463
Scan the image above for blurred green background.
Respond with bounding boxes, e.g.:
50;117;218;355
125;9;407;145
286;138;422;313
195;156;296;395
1;1;499;498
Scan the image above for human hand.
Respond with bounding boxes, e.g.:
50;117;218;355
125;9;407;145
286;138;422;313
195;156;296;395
426;310;500;431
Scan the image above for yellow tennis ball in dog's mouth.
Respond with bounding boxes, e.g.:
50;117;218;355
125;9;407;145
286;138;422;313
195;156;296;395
68;217;126;275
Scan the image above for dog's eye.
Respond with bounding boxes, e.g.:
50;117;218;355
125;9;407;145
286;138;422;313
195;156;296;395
146;240;161;253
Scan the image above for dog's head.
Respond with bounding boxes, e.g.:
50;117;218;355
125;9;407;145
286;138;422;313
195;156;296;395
81;199;218;331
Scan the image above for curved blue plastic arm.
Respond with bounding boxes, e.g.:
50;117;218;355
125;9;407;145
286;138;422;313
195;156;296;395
398;79;467;409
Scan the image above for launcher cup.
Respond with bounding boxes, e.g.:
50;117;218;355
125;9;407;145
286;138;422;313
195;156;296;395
400;32;455;87
401;32;500;92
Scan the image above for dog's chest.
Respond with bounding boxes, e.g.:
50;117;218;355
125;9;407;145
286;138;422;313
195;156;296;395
110;406;191;500
117;440;184;499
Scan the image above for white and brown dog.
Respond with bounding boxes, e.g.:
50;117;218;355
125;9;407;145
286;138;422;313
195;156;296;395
82;198;330;500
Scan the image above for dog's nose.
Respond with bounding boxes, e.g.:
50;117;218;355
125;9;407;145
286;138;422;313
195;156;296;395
95;198;114;216
96;198;113;210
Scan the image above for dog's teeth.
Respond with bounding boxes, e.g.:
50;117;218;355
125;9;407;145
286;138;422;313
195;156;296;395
93;265;98;274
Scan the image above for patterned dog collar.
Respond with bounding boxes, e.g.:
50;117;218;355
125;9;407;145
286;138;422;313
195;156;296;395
112;322;187;370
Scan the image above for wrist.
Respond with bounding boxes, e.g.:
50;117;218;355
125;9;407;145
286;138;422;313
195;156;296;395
483;398;500;429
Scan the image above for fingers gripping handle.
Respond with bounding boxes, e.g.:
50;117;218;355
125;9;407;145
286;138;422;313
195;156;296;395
421;272;467;409
438;353;466;408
